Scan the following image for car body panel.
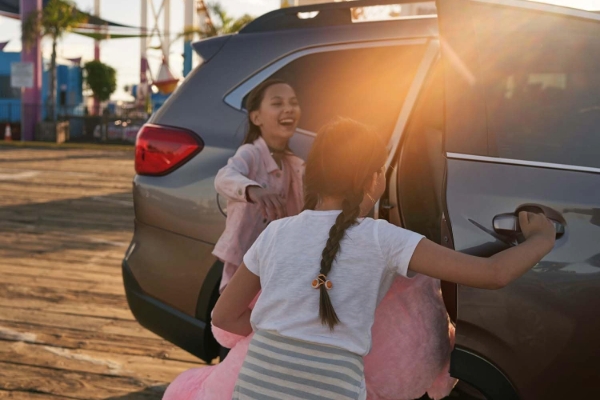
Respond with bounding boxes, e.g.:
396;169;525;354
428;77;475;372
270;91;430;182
133;145;234;245
437;0;600;397
126;220;218;316
122;258;219;361
445;158;600;398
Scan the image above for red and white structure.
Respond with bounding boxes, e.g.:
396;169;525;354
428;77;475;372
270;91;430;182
138;0;212;105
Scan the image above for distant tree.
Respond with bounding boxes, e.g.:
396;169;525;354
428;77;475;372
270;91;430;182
83;60;117;103
22;0;87;121
208;2;254;34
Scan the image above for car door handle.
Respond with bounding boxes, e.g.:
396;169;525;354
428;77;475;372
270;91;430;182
380;199;395;210
493;204;566;238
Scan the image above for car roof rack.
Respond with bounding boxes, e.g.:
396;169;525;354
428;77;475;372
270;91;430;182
240;0;436;34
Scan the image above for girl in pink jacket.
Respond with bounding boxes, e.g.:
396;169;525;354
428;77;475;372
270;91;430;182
212;79;305;292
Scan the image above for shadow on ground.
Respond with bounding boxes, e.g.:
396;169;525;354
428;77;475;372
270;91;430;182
103;385;168;400
0;191;134;257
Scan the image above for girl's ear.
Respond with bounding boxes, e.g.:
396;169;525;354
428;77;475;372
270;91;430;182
250;110;261;127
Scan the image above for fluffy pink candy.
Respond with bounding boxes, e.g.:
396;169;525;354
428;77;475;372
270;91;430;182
365;274;457;400
163;276;456;400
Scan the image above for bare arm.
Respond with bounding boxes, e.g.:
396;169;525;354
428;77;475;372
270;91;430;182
408;212;555;289
212;263;261;336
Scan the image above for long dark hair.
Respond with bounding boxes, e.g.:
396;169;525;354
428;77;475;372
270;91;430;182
242;78;290;145
304;118;387;330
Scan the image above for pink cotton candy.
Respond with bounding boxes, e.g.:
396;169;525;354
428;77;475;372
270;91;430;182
163;295;259;400
162;367;210;400
365;275;457;400
163;330;254;400
163;277;457;400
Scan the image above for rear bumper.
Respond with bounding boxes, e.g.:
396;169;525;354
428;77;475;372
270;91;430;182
122;259;219;361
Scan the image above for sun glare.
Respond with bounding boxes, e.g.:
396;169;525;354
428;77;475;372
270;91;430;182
528;0;600;11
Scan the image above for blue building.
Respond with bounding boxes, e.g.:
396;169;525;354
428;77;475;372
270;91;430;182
0;51;21;124
0;50;84;137
42;62;85;117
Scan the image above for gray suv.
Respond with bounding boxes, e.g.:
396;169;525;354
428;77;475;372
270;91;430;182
122;0;600;398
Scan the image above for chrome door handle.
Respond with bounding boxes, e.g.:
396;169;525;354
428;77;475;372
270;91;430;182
493;204;566;238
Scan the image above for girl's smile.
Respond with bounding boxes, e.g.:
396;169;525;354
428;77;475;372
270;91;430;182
250;83;301;149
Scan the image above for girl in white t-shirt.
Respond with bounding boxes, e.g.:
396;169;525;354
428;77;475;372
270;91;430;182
213;118;556;400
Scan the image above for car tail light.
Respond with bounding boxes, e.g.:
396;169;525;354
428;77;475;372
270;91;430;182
135;124;203;176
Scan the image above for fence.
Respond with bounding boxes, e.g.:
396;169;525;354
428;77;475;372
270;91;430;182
0;102;147;144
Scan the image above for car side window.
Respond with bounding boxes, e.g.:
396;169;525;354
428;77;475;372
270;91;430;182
266;44;428;142
476;12;600;168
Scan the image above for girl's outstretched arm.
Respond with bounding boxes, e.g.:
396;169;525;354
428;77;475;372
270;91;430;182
212;264;261;336
215;146;260;202
214;146;286;220
408;212;555;289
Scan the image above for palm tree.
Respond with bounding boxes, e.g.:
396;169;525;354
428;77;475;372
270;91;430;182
179;1;254;41
208;2;254;35
22;0;87;121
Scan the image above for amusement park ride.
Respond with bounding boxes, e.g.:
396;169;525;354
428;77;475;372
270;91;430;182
137;0;213;109
73;0;214;111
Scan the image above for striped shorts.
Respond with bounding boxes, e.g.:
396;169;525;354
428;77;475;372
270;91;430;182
233;330;365;400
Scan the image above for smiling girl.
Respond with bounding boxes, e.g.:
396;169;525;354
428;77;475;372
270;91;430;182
212;79;305;293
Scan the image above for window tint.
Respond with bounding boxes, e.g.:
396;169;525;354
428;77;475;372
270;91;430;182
268;44;427;142
477;15;600;168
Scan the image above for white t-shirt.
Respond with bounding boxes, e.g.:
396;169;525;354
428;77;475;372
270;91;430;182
243;209;424;356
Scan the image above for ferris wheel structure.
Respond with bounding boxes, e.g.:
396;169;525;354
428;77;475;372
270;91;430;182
138;0;213;107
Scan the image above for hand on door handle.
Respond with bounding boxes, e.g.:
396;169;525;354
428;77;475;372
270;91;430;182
493;204;566;238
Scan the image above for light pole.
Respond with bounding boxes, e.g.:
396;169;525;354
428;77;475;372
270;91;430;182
93;0;101;115
20;0;43;141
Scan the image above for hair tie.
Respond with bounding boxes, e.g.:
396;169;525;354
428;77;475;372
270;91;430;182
312;274;333;290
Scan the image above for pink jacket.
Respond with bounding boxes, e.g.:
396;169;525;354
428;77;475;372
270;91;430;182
213;137;305;266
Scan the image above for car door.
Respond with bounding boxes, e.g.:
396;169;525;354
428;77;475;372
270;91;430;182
436;0;600;398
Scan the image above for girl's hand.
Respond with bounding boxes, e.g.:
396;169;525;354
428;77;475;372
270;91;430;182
247;186;287;221
519;211;556;250
408;211;557;290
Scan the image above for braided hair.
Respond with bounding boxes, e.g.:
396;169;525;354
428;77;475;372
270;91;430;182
304;118;387;330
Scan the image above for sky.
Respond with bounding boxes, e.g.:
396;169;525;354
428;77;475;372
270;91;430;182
0;0;599;102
